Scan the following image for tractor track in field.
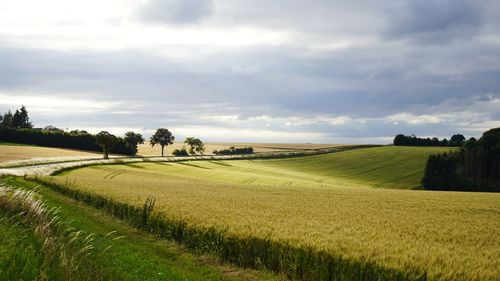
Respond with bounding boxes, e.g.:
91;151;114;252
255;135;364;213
0;145;380;177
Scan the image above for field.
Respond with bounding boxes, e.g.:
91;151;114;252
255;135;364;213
136;142;342;156
0;143;101;163
50;146;500;281
0;177;282;281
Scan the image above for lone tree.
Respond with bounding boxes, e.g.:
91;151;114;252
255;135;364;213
150;128;174;157
124;131;145;156
96;131;118;159
184;137;205;154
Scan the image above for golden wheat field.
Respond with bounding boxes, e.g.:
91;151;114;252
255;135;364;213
136;142;342;156
53;147;500;281
0;144;101;163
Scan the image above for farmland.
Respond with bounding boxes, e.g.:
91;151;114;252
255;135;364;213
49;146;500;281
136;142;342;156
0;143;101;163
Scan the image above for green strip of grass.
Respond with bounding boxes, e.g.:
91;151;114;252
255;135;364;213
2;176;283;281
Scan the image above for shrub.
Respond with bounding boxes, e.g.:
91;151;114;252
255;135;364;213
172;148;189;156
213;146;254;155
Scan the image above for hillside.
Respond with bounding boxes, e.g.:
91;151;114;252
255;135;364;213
262;146;457;189
47;146;500;281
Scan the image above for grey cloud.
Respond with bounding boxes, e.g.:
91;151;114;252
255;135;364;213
139;0;215;25
477;95;491;102
385;0;483;43
1;0;499;142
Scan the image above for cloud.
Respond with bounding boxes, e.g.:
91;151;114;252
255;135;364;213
0;1;499;143
385;0;483;43
385;113;441;125
138;0;215;25
477;95;491;102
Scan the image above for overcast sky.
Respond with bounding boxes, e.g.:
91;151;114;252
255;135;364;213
1;0;499;143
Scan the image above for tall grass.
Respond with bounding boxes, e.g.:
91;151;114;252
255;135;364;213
32;177;428;281
0;181;106;280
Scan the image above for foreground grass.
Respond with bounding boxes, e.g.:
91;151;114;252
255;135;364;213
1;177;283;281
50;147;500;281
0;216;49;280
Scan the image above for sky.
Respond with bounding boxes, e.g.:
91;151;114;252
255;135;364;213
1;0;499;143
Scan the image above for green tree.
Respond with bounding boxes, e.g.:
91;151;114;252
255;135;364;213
1;110;13;128
95;131;118;159
184;137;205;154
150;128;174;157
124;131;145;156
449;134;466;147
12;106;33;129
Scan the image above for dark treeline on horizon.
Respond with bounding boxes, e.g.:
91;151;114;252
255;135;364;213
0;106;136;155
0;128;136;156
422;127;500;192
393;134;469;147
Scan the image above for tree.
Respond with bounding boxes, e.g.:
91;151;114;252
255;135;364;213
422;127;500;192
150;128;174;157
449;134;466;147
393;134;406;146
12;106;33;129
95;131;118;159
441;138;449;147
479;127;500;151
464;137;477;149
184;137;205;154
1;110;13;128
124;131;145;156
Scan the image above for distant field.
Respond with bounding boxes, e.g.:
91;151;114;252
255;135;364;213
265;146;457;189
52;146;500;281
137;142;341;156
0;144;101;163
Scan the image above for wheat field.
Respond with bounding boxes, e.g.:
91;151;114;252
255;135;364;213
51;147;500;281
136;142;342;156
0;144;101;163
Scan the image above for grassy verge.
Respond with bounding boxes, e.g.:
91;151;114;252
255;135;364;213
0;215;49;280
28;176;428;281
1;176;283;281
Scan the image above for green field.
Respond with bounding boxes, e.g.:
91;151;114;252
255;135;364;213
256;146;457;189
49;146;500;281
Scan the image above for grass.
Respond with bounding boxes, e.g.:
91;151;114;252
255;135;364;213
0;216;48;280
0;177;283;281
0;180;100;280
47;146;500;281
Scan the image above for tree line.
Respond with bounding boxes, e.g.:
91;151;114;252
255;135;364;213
393;134;470;147
422;127;500;192
0;106;33;129
0;106;254;158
